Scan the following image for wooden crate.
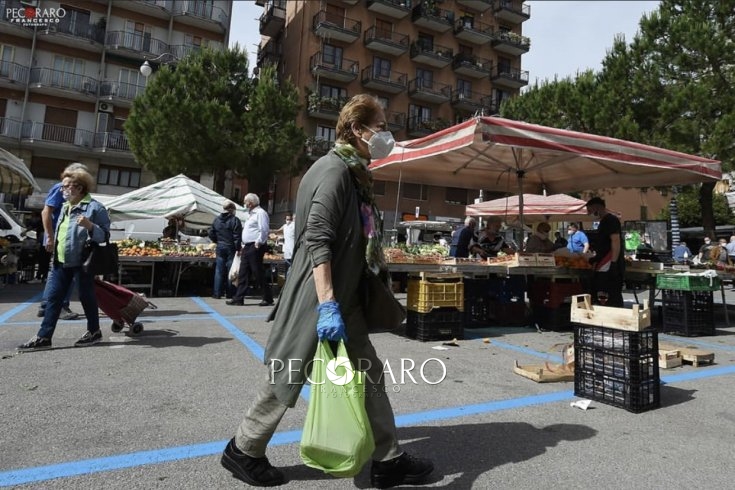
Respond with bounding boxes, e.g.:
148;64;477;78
659;342;715;367
658;349;683;369
513;361;574;383
570;294;651;331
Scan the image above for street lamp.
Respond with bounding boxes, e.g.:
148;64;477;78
139;52;180;77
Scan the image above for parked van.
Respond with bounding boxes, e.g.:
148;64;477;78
0;204;25;241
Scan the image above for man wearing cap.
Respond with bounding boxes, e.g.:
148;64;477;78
208;200;242;299
586;197;625;307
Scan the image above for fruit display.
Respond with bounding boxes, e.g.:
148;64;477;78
384;244;449;264
115;239;215;258
554;254;593;269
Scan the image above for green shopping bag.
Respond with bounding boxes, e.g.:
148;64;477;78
300;340;375;477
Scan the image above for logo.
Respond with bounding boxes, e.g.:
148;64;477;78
5;6;66;27
325;356;355;386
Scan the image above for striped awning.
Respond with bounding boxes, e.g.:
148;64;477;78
369;117;721;194
465;193;594;222
0;147;41;195
103;174;248;229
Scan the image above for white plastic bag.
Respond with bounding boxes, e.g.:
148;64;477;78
229;254;240;286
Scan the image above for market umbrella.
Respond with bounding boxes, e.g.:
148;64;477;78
102;174;247;230
370;117;721;225
0;147;41;194
465;193;594;222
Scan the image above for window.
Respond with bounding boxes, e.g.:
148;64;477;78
52;55;85;90
375;18;392;39
185;34;203;47
373;180;386;196
457;79;472;98
30;156;71;180
98;165;141;188
322;44;343;67
498;56;511;74
403;183;428;201
373;56;391;79
415;68;433;89
59;4;91;36
0;44;14;78
118;68;145;98
445;187;468;205
409;104;431;122
316;125;336;142
417;33;433;51
124;20;152;51
319;84;346;99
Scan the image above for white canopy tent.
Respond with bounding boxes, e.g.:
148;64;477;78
0;147;41;195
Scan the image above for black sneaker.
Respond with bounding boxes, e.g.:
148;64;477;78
74;330;102;347
220;438;285;487
370;452;434;489
225;299;244;306
60;307;80;321
36;307;45;318
18;336;52;351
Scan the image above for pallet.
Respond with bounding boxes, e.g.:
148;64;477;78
659;342;715;367
513;360;574;383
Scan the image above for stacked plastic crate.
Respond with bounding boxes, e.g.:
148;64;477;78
571;295;660;413
528;278;584;331
656;274;719;336
405;273;464;341
462;275;527;328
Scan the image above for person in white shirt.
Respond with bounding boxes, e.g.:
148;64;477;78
274;213;295;276
227;193;273;306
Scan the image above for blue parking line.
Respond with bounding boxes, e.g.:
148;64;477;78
190;297;266;361
659;333;735;352
463;330;564;363
0;293;43;324
4;363;735;487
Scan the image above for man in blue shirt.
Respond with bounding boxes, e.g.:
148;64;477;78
672;241;693;263
38;163;86;319
566;222;589;254
449;217;477;258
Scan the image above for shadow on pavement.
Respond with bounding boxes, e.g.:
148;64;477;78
119;329;231;348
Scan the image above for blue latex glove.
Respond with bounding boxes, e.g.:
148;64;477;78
316;301;347;341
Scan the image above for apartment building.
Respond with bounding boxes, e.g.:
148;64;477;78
0;0;232;206
255;0;531;225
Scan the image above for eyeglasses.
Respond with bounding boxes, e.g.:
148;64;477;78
61;184;79;189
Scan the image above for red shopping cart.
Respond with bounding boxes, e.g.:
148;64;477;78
94;278;156;335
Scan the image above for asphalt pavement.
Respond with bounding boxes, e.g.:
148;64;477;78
1;281;735;489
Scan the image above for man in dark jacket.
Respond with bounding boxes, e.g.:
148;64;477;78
208;200;242;299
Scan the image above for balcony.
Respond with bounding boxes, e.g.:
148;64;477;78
456;0;492;12
361;66;407;94
169;44;201;61
259;1;286;37
366;0;412;20
305;137;334;160
450;90;491;113
454;17;494;45
363;25;409;56
172;0;229;31
0;1;35;39
411;3;454;34
0;60;29;85
407;115;451;138
105;31;170;59
44;20;105;47
490;65;529;89
21;121;93;148
491;30;531;56
312;10;361;44
407;78;451;104
310;52;359;83
29;68;98;100
386;110;406;133
0;117;22;139
99;80;145;106
121;0;173;20
257;39;282;67
451;54;491;79
494;0;531;24
93;132;131;152
306;94;350;122
409;41;453;68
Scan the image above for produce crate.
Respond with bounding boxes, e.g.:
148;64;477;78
407;273;464;313
488;299;528;326
405;308;464;342
655;274;721;292
486;275;525;304
574;324;660;413
661;289;715;336
463;295;491;328
528;279;584;309
531;303;572;331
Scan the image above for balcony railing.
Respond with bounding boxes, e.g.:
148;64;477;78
366;0;413;20
452;53;492;78
22;121;93;147
490;65;529;88
169;44;201;60
172;0;230;26
310;52;359;83
0;117;22;139
491;30;531;55
411;3;454;33
306;94;350;121
0;60;29;84
312;10;361;43
100;80;145;100
363;25;409;56
361;66;407;94
105;30;170;57
305;137;334;159
93;132;130;151
50;19;105;44
386;110;406;132
29;67;98;95
142;0;174;10
409;40;453;68
494;0;531;24
454;16;494;45
407;115;450;137
407;77;452;103
257;39;282;65
259;1;286;37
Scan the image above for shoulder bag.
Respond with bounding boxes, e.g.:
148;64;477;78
82;240;119;276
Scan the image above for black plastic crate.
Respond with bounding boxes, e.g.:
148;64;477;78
406;308;464;342
488;300;528;326
573;324;660;413
661;289;715;336
531;303;572;331
486;276;526;304
463;295;491;328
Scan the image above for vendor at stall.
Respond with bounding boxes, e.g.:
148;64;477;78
449;217;477;258
471;217;514;258
525;222;555;253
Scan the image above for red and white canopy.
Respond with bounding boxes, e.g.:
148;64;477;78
369;117;721;195
466;193;590;221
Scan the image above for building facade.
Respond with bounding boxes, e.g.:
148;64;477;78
255;0;531;225
0;0;232;206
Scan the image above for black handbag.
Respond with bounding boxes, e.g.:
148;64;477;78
363;270;406;331
82;241;119;276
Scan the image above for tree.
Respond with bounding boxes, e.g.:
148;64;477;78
656;186;735;228
126;47;304;198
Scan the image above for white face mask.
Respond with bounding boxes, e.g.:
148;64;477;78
62;189;72;200
362;126;395;160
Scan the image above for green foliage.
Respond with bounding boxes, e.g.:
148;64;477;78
657;187;735;227
126;48;304;194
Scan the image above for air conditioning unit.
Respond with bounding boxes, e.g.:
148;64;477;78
97;101;114;113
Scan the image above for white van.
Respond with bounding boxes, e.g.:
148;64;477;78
0;204;25;241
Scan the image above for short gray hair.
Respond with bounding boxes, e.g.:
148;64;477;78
62;162;88;177
464;217;476;226
243;193;259;206
223;199;236;211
